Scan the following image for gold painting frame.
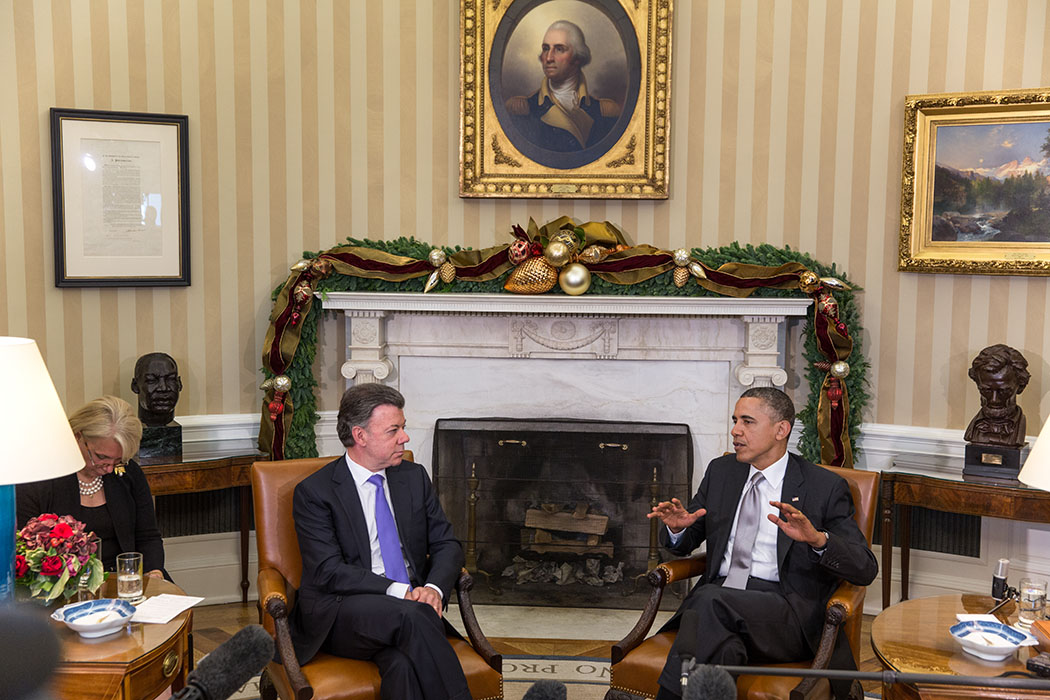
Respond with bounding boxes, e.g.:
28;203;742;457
899;88;1050;275
460;0;672;199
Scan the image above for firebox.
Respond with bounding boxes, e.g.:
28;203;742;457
434;418;693;609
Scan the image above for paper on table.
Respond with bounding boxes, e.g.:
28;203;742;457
955;613;1040;645
131;594;205;624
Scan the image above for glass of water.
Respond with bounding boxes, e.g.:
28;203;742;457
1017;578;1046;630
116;551;144;603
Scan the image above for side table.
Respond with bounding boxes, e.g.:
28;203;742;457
51;577;193;700
880;470;1050;609
139;447;266;603
871;593;1044;699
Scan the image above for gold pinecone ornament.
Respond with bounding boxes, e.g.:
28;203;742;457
504;257;559;294
439;262;456;284
673;266;690;288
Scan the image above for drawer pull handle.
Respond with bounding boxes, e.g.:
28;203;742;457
599;442;628;451
162;650;180;678
497;439;527;447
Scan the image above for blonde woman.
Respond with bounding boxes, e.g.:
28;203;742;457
17;395;166;578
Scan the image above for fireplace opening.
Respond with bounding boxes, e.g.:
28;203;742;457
434;418;693;609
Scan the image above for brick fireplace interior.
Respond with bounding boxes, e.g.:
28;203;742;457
434;417;693;609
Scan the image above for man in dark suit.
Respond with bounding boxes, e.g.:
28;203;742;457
289;383;470;700
649;387;878;700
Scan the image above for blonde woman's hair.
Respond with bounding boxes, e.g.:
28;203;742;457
68;395;143;460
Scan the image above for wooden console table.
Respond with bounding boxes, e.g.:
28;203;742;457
51;577;192;700
880;470;1050;609
139;447;266;604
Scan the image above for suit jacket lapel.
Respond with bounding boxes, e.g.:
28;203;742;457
331;462;372;566
777;454;805;570
708;461;750;576
385;467;417;565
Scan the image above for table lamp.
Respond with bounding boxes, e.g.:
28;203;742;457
1019;414;1050;492
0;337;83;599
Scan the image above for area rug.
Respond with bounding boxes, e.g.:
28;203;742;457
503;654;609;700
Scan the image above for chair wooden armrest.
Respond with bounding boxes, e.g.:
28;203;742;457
611;556;706;664
454;569;502;673
787;579;858;700
258;567;312;700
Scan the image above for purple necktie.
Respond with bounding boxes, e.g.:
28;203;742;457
367;473;411;585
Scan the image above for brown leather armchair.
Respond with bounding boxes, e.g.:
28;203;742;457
606;465;879;700
252;455;504;700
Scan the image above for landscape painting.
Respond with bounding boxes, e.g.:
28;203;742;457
932;122;1050;244
899;88;1050;276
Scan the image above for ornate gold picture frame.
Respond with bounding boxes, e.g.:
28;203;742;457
460;0;672;199
899;88;1050;275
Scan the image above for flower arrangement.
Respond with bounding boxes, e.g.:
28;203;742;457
15;513;104;602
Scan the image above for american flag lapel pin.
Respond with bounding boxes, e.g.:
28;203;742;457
791;496;799;502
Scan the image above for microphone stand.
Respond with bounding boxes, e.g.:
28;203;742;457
711;664;1050;693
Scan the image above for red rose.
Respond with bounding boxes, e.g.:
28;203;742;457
40;556;64;576
14;555;27;578
51;522;73;539
38;513;58;522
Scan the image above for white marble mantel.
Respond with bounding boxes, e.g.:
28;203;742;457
321;292;812;486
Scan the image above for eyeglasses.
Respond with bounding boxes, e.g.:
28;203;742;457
81;438;126;471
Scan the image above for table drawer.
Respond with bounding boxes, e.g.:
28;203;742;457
124;631;187;699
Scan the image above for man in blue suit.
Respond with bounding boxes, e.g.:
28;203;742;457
288;383;470;700
649;387;878;700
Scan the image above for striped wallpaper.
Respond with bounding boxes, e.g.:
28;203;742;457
2;0;1049;432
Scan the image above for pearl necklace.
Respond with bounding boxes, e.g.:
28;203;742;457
78;475;104;496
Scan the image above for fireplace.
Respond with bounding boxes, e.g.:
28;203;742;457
434;418;692;609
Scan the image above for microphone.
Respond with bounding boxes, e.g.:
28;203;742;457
683;664;736;700
678;609;700;693
521;679;567;700
992;558;1010;600
173;624;275;700
0;605;60;700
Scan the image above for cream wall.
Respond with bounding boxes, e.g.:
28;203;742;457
2;0;1049;431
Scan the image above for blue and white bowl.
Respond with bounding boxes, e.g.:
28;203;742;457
51;598;136;638
949;620;1026;661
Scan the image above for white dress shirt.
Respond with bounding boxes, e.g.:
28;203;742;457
344;454;442;599
668;452;790;582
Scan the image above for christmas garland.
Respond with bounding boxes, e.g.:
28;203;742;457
260;218;869;465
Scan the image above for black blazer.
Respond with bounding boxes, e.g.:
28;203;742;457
289;457;464;665
16;459;165;574
660;452;878;652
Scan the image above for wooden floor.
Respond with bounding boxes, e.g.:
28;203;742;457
192;602;882;694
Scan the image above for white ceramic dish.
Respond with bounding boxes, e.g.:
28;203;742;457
51;598;136;639
949;620;1026;661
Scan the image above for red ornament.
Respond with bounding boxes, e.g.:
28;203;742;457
827;378;843;409
268;399;285;421
291;311;301;325
530;242;544;257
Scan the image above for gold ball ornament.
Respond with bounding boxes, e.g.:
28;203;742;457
310;258;333;277
830;361;850;379
439;261;456;284
798;270;820;293
428;248;448;267
558;263;591;296
551;230;579;252
673;266;690;288
544;241;572;268
673;248;691;267
273;375;292;393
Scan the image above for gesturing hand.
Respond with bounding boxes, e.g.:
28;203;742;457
406;585;444;617
647;498;706;534
768;501;826;548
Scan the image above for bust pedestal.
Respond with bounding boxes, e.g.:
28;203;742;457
963;443;1029;480
139;423;182;458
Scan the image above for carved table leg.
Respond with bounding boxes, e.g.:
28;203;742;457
881;475;895;609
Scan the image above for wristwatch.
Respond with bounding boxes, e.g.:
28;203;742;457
820;530;831;548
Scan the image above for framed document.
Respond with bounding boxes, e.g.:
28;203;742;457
50;108;190;287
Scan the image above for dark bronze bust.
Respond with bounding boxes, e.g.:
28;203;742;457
964;344;1029;449
131;352;183;427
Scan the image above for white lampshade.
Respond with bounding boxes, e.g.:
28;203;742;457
1019;414;1050;492
0;337;83;485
